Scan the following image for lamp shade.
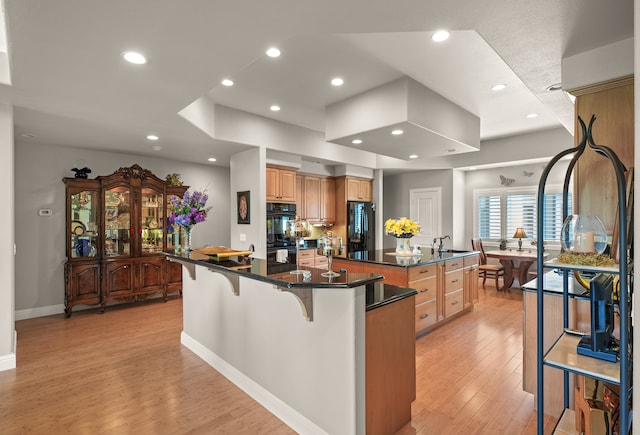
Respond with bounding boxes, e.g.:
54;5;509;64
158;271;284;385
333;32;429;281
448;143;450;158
513;228;527;239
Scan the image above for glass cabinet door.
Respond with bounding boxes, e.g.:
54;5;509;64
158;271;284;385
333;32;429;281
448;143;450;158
141;187;164;253
70;189;99;259
104;187;131;257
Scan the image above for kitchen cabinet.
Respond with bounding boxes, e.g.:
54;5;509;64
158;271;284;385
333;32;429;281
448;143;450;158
266;166;296;203
442;259;464;319
297;248;328;270
63;164;188;317
320;177;336;224
333;253;476;336
295;174;336;225
346;176;372;201
463;254;479;308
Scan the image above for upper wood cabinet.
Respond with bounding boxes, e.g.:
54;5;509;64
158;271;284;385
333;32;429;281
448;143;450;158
570;75;634;234
320;178;336;224
304;175;322;221
346;177;372;202
266;166;297;203
295;174;335;225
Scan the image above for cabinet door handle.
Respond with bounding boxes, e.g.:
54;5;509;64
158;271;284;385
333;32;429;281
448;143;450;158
451;262;459;267
420;270;432;274
420;289;429;293
451;301;459;305
420;313;429;319
451;279;459;283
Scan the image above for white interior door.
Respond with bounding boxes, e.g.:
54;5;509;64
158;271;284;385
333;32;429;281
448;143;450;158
410;187;441;248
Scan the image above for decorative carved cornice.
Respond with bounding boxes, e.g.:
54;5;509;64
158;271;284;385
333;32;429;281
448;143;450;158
116;164;153;181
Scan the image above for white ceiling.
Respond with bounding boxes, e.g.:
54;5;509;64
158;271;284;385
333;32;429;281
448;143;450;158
4;0;634;169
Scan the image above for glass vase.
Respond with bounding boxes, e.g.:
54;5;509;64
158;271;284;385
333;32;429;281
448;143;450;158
561;214;607;254
183;226;193;252
395;237;412;255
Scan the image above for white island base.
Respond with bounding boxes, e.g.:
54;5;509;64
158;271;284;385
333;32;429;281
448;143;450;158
180;264;367;434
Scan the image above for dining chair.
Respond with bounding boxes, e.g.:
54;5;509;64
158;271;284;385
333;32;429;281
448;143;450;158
471;238;504;289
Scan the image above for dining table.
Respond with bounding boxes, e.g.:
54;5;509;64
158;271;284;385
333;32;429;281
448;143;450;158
485;249;548;290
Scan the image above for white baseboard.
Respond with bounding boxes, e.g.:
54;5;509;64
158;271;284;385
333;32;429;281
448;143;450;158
0;332;16;372
180;331;328;435
15;303;66;320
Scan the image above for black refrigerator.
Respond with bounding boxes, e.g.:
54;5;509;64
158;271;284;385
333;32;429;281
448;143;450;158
347;201;375;252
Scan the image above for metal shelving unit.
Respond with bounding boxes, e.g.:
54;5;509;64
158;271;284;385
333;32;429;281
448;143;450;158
535;116;632;434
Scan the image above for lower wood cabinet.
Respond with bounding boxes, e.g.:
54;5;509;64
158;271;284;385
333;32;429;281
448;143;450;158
366;295;415;435
65;256;181;317
333;253;480;336
298;248;328;270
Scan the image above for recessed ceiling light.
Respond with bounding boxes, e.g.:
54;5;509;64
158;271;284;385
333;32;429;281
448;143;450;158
121;51;147;65
432;30;450;42
491;84;507;91
527;113;539;119
151;145;162;151
146;134;159;141
266;47;281;58
270;105;281;112
331;78;344;86
409;154;418;159
546;83;562;92
208;157;217;162
221;79;234;87
391;129;404;136
352;139;363;144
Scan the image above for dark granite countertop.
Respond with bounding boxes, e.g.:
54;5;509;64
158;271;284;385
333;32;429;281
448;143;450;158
365;282;417;311
163;250;383;289
340;248;478;267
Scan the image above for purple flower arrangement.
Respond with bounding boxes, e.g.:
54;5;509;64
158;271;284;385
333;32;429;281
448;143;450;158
168;190;211;230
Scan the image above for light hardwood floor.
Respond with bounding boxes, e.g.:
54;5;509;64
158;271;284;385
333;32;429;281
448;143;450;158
0;282;557;434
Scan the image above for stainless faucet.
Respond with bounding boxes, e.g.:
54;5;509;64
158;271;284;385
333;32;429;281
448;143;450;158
435;235;450;253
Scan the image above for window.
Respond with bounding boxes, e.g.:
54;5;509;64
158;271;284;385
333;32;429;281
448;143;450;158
474;186;570;244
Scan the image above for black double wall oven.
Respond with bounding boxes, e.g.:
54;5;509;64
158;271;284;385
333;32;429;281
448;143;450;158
266;202;297;264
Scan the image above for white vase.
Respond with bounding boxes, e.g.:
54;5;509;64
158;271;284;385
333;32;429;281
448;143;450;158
395;237;412;255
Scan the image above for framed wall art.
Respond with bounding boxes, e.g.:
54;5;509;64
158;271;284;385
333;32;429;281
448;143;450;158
237;191;250;224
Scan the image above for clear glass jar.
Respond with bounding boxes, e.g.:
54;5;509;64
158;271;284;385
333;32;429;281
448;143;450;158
561;214;607;254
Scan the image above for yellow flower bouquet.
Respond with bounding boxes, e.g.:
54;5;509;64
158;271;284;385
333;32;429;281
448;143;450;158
384;217;421;238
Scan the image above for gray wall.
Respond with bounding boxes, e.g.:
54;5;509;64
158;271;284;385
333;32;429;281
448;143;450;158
15;142;231;317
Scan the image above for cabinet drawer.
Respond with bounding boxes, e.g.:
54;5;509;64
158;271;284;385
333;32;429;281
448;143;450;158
408;264;437;281
299;258;315;267
298;249;315;259
444;258;463;272
415;299;437;331
464;254;479;267
410;276;437;304
314;256;328;267
444;269;464;294
444;289;464;317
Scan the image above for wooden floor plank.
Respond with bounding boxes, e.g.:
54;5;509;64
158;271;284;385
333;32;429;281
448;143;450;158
0;281;557;434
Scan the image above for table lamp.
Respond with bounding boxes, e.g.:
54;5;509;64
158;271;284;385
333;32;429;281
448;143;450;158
513;228;527;251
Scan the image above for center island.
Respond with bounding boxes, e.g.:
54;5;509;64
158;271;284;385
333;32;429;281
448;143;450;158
164;249;417;435
333;249;480;336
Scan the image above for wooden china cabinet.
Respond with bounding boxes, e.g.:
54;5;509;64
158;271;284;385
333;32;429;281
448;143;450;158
63;164;188;317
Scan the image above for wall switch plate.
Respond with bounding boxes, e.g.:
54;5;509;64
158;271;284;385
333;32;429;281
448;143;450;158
38;209;53;216
239;233;246;242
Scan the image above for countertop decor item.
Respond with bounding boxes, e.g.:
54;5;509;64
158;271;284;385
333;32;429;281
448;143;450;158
560;214;607;255
165;173;183;186
168;189;211;252
385;217;421;255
